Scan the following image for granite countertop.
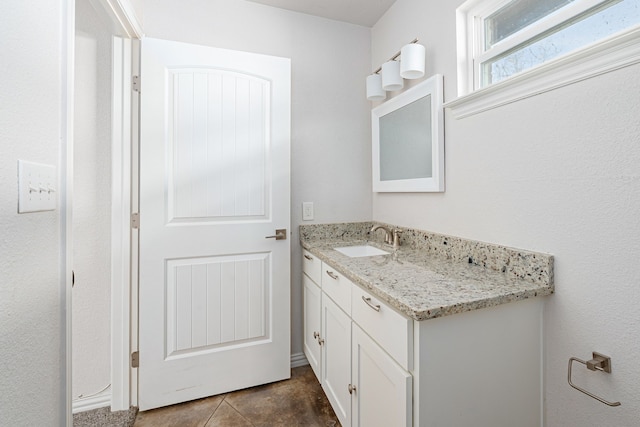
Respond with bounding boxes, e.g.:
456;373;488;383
300;223;554;322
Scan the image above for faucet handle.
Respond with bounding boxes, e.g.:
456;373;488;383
391;228;403;248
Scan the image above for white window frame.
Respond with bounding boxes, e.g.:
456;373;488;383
448;0;640;118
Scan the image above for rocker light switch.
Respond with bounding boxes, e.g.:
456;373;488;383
18;160;57;213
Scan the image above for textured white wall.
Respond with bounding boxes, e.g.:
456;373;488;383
0;2;64;425
142;0;373;357
72;0;112;401
373;0;640;425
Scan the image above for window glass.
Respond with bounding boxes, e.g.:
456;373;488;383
484;0;575;49
482;0;640;86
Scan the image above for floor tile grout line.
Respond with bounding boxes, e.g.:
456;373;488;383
202;393;227;426
223;398;257;426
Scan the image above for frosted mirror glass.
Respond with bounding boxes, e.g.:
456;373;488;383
379;95;432;181
372;74;444;192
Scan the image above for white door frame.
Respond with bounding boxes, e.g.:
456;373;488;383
110;35;135;412
61;1;74;424
92;0;143;412
62;0;142;423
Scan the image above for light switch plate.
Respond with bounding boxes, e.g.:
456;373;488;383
302;202;314;221
18;160;57;213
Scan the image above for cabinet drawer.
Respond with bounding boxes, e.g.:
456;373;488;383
352;285;412;370
302;249;322;284
321;263;352;315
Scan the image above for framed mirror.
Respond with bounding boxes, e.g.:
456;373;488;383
372;74;444;192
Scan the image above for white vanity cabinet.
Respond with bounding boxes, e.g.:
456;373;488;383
302;249;413;427
303;246;544;427
303;249;353;426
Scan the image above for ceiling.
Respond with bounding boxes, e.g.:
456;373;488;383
245;0;397;27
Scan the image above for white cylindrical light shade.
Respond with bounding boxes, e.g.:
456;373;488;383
400;43;425;79
366;74;386;101
381;60;404;91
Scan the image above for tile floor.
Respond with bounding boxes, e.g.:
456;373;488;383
133;366;340;427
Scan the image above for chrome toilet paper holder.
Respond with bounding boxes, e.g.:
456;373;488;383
568;351;621;407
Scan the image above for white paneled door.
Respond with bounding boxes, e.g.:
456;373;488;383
138;38;291;411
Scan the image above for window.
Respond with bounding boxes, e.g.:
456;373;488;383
451;0;640;114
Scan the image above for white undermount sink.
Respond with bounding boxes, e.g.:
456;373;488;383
334;245;390;258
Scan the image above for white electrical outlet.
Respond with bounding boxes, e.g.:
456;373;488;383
18;160;57;213
302;202;314;221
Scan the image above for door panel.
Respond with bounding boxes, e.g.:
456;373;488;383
166;254;268;357
167;69;269;221
138;38;290;411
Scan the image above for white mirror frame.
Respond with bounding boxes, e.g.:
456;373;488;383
372;74;444;192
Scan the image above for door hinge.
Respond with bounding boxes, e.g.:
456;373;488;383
131;351;139;368
132;75;140;93
131;212;140;229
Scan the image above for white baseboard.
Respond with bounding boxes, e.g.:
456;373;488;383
290;352;309;368
72;392;111;414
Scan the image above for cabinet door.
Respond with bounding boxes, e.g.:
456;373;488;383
322;296;352;427
303;275;322;381
352;325;412;427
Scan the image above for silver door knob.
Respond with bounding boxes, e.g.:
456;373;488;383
265;229;287;240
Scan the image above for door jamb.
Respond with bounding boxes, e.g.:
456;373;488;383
61;0;75;424
92;0;143;412
110;35;134;412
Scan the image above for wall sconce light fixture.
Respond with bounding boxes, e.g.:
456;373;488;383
366;38;425;101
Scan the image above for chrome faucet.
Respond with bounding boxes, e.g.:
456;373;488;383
370;224;402;249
